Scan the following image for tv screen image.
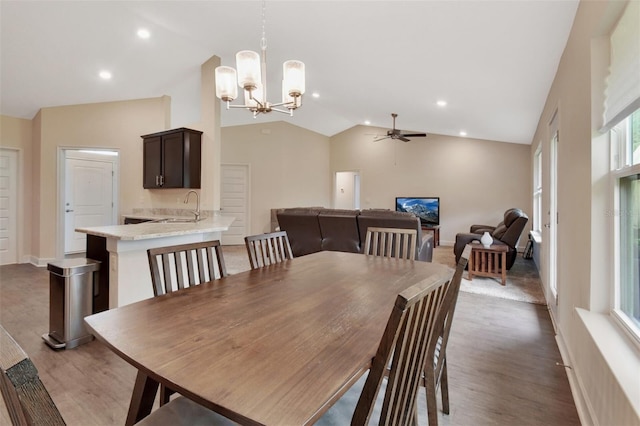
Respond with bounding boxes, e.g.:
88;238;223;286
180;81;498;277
395;197;439;226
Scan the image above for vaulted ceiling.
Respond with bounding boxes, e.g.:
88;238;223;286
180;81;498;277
0;1;579;144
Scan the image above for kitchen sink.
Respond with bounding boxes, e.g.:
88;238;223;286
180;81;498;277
148;218;198;224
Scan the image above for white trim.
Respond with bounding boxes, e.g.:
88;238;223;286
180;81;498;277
529;230;542;244
576;308;640;424
554;324;594;426
29;255;55;267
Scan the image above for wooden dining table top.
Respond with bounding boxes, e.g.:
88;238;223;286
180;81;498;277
84;251;452;426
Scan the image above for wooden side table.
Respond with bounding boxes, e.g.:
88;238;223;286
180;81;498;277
468;242;508;285
421;225;440;247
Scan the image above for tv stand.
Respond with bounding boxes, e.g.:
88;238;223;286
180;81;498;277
421;225;440;247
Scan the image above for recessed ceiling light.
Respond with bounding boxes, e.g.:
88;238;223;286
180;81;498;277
99;70;112;80
459;131;467;137
137;28;151;39
436;100;447;107
312;92;320;98
364;120;371;125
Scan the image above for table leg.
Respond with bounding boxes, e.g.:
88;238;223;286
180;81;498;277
125;370;159;426
501;251;506;286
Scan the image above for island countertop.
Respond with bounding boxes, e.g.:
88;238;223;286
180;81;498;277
76;215;235;241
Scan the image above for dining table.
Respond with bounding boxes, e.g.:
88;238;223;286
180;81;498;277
84;250;452;426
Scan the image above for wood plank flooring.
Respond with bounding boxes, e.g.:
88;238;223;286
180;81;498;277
0;259;580;425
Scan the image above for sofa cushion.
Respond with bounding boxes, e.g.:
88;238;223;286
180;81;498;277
357;213;421;244
492;224;508;240
318;211;361;253
277;209;324;257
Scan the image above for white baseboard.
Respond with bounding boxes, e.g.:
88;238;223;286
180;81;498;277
554;326;595;426
28;256;54;267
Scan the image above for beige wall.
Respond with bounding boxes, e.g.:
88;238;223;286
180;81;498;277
530;0;639;424
33;97;170;261
0;115;33;262
221;121;331;234
330;126;532;245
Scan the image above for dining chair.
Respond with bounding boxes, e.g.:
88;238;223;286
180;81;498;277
147;239;227;405
0;325;66;426
244;230;294;269
0;325;234;426
147;240;227;297
316;244;470;426
364;227;417;260
421;243;470;426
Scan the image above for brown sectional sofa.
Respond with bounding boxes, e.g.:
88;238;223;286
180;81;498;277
275;207;433;262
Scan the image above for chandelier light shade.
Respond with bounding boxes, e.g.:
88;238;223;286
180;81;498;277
214;0;305;116
236;50;261;90
283;60;305;97
214;66;238;102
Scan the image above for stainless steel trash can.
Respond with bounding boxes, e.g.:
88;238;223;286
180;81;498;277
42;258;100;350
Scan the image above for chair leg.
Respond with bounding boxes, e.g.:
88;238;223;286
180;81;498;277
159;385;173;406
425;374;439;426
441;359;450;415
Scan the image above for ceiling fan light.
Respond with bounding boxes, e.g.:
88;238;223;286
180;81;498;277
214;66;238;102
236;50;261;90
283;60;305;97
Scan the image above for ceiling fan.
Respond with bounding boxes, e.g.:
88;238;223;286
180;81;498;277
374;113;427;142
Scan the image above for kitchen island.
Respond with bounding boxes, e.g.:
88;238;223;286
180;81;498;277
76;216;235;309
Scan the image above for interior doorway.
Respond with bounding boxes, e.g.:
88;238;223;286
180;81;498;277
58;149;119;257
334;171;361;210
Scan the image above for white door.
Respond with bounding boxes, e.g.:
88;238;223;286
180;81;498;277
220;164;249;245
64;158;115;253
0;149;18;265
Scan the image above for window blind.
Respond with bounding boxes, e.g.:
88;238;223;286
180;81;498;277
602;0;640;131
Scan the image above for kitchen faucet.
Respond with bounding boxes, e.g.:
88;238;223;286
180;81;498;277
184;190;200;222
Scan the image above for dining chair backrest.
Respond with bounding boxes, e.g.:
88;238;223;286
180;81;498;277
147;240;227;297
244;231;294;269
0;325;66;426
364;227;417;260
422;244;470;426
147;240;227;405
348;269;448;424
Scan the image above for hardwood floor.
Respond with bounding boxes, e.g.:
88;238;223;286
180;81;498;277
0;260;580;425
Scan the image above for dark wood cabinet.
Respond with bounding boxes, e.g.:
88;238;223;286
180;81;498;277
142;127;202;189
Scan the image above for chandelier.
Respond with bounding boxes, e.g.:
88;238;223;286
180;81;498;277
214;0;305;117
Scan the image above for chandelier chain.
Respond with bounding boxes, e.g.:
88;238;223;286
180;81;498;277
260;0;267;50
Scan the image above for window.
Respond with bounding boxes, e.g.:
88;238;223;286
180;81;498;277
605;0;640;340
612;108;640;336
533;146;542;234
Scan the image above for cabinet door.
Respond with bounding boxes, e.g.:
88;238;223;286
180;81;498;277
161;132;185;188
143;137;162;188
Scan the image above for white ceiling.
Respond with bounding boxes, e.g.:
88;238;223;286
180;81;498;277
0;0;579;144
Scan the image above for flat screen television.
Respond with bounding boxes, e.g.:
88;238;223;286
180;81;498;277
395;197;439;226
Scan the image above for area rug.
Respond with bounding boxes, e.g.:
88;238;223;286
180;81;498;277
221;245;546;305
432;245;546;305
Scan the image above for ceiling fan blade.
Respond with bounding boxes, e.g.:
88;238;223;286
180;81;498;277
399;136;410;142
400;133;427;138
373;136;390;142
